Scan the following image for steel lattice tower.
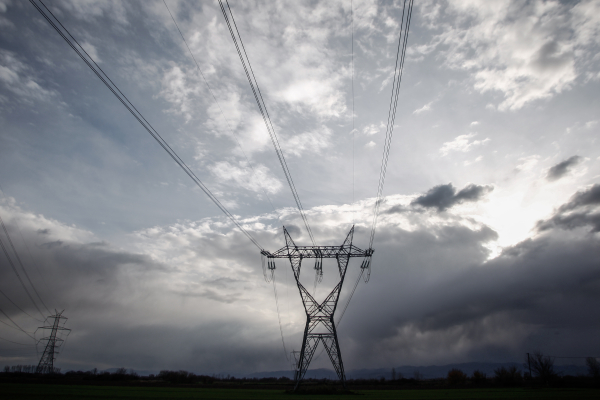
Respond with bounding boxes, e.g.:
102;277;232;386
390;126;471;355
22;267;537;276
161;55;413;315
36;310;70;374
262;226;372;390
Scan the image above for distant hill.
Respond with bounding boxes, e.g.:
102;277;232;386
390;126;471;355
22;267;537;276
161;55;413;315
242;362;590;380
95;361;589;379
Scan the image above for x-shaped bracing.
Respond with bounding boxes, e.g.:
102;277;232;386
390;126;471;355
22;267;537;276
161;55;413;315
261;226;373;390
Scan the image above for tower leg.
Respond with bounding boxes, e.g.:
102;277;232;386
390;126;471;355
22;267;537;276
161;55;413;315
294;318;320;390
293;317;347;390
322;321;346;388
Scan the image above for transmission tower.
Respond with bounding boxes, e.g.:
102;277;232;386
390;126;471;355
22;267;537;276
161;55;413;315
262;226;372;390
36;310;70;374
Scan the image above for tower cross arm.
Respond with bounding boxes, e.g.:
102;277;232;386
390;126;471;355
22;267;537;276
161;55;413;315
265;245;373;259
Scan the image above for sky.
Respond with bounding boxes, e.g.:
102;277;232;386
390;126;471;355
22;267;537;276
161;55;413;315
1;0;600;375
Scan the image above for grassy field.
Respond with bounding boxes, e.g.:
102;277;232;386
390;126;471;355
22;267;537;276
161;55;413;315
2;384;600;400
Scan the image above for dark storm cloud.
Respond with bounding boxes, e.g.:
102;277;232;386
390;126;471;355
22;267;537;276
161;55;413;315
63;320;287;375
339;185;600;368
537;184;600;232
555;183;600;210
172;286;242;304
384;204;407;214
546;155;581;181
5;183;600;373
0;230;164;318
410;183;493;211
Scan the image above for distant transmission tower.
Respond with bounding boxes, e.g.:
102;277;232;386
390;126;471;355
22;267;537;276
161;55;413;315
262;226;372;390
36;310;70;374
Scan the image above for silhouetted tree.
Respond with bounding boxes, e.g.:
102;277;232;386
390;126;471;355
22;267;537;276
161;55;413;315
447;368;467;386
586;357;600;379
494;366;522;386
529;351;555;384
158;370;199;384
472;370;487;385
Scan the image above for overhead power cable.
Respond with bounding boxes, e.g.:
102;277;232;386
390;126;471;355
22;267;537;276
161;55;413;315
351;0;355;225
272;273;289;363
0;226;45;320
0;318;27;331
162;0;281;222
218;0;316;245
0;214;50;315
0;305;36;339
335;1;414;328
369;0;414;249
332;0;365;331
29;0;264;251
337;268;364;324
0;288;42;323
0;335;34;346
0;184;55;311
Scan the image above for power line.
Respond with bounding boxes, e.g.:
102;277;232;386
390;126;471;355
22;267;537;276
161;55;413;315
0;183;54;312
272;272;289;363
29;0;264;251
162;0;281;223
351;0;355;225
0;213;50;315
546;355;600;359
334;1;412;327
312;265;364;365
218;0;315;245
0;224;45;320
0;305;36;339
369;0;414;249
337;268;364;325
0;335;34;346
0;317;33;333
0;288;42;323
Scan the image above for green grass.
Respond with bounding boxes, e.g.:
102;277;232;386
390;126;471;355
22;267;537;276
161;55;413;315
1;384;599;400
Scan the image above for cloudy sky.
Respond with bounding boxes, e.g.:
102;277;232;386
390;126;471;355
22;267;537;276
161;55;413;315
1;0;600;375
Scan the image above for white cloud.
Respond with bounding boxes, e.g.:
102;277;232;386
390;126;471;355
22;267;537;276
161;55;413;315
365;140;376;148
59;0;128;25
159;64;205;123
203;90;273;156
464;155;483;166
209;161;282;195
571;0;600;47
420;0;600;110
470;121;479;126
281;127;332;157
171;0;352;120
515;155;540;172
413;101;433;114
565;120;598;135
0;50;56;103
0;0;10;13
439;133;490;156
362;123;384;136
80;41;101;63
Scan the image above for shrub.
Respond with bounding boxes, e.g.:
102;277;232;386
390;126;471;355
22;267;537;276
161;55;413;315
158;370;198;384
586;357;600;379
447;368;467;386
494;366;522;386
472;370;487;385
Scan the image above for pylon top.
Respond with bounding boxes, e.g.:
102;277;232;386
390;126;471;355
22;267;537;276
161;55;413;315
261;225;374;260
